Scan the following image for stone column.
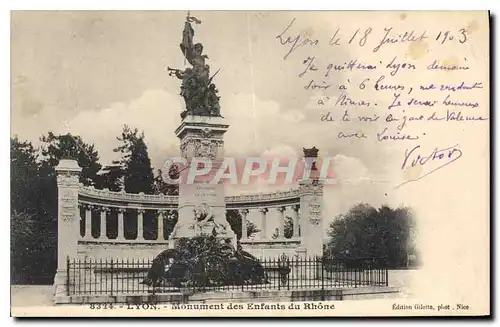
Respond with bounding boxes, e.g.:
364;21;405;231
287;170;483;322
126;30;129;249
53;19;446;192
259;208;268;240
292;204;300;238
137;208;145;241
84;205;93;240
157;210;166;241
100;206;109;240
277;206;286;239
239;209;250;241
54;158;82;301
117;207;126;240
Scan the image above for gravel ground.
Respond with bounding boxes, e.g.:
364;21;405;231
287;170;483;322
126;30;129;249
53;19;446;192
10;285;54;307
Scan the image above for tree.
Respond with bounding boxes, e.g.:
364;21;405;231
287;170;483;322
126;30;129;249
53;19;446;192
272;215;294;239
153;166;179;196
226;210;260;240
11;133;103;284
11;137;39;215
11;137;44;283
113;125;155;194
97;164;123;191
324;203;418;269
40;132;102;187
11;211;38;283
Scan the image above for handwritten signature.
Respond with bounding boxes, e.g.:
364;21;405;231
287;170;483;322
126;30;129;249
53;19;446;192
397;144;463;187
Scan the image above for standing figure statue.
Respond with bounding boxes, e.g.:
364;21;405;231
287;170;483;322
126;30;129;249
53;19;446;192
168;12;222;118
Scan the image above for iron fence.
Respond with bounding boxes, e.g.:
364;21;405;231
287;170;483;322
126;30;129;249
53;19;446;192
66;256;388;296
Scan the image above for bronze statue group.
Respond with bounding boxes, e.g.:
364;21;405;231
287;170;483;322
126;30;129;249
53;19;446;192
143;14;280;290
167;14;222;118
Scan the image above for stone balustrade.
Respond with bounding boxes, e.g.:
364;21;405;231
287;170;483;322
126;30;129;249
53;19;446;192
78;184;300;210
70;169;321;261
77;202;302;245
77;203;174;244
78;185;178;209
77;185;302;245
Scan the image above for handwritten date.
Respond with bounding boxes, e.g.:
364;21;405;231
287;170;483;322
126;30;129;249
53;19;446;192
276;18;469;60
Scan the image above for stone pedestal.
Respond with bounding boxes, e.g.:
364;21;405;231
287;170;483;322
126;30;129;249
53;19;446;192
169;115;236;245
53;159;82;301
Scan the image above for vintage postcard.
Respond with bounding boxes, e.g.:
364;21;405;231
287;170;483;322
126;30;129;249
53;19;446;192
10;10;490;317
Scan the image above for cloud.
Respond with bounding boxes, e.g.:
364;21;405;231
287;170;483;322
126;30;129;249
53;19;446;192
222;93;307;157
11;85;404;243
318;154;399;237
330;154;369;185
12;89;184;168
12;87;395;227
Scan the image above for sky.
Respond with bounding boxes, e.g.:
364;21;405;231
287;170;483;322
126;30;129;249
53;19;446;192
11;11;403;232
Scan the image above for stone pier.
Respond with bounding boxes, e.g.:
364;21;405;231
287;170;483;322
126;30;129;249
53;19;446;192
169;115;235;245
54;158;81;301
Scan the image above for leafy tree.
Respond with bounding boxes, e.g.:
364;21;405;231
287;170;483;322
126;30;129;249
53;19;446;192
11;133;102;284
226;210;260;240
11;137;44;283
113;125;155;194
40;132;102;186
153;166;179;196
97;164;123;191
11;137;39;215
11;211;38;283
272;215;294;239
324;203;418;269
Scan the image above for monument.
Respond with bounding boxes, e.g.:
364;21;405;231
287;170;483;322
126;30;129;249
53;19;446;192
168;13;236;246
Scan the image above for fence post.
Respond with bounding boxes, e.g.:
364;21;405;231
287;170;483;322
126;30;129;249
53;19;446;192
66;256;70;296
320;257;325;300
286;257;290;291
110;258;114;296
385;268;388;286
277;256;281;291
151;259;155;296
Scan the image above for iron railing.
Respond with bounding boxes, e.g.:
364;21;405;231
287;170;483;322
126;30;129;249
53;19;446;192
66;256;388;296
